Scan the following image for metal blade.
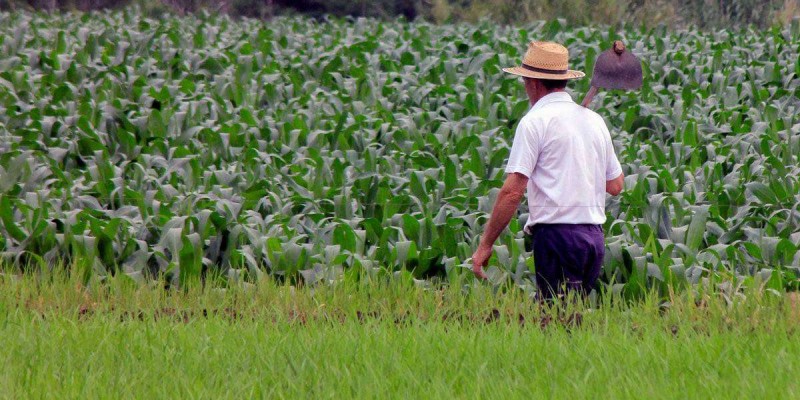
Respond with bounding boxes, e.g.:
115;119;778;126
590;41;643;91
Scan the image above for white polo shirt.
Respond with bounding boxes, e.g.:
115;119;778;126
504;91;622;231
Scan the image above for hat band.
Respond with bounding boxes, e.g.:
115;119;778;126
522;63;568;75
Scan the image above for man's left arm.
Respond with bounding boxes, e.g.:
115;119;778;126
471;172;528;279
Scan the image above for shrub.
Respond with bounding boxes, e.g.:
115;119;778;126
0;0;795;32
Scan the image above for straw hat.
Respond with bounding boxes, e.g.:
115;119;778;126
503;41;585;80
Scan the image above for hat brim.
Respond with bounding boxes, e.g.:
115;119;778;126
502;66;585;80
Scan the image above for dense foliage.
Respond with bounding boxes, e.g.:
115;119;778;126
0;11;799;295
3;0;798;29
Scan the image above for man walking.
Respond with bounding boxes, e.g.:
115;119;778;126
471;41;625;300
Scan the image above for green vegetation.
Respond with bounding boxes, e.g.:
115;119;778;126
1;12;799;297
421;0;798;28
1;273;799;398
3;0;798;28
1;9;798;399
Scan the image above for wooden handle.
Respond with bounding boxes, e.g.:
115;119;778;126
581;86;599;108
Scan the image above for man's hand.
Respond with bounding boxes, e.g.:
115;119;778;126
471;244;492;280
470;173;528;281
606;172;624;196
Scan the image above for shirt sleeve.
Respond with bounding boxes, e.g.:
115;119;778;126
605;131;623;180
504;118;538;178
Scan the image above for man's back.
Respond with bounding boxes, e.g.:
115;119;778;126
505;92;621;231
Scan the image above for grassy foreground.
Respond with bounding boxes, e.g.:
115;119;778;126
1;274;799;399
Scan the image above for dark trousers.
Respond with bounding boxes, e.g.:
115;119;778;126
528;224;605;301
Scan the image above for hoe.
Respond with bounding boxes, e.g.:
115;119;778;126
581;40;643;107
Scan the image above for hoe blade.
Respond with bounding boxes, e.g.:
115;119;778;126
590;41;643;90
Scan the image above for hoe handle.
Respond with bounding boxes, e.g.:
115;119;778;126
581;86;599;108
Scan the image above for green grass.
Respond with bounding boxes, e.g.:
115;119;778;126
1;274;799;398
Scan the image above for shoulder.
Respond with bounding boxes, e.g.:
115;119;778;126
570;103;607;125
564;103;610;133
519;107;549;132
583;107;607;126
520;96;609;132
520;102;574;135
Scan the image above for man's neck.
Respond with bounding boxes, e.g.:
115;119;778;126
530;88;565;106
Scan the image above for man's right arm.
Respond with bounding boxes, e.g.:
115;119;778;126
606;172;624;196
603;122;623;196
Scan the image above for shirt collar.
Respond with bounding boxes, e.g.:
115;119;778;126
529;91;574;113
